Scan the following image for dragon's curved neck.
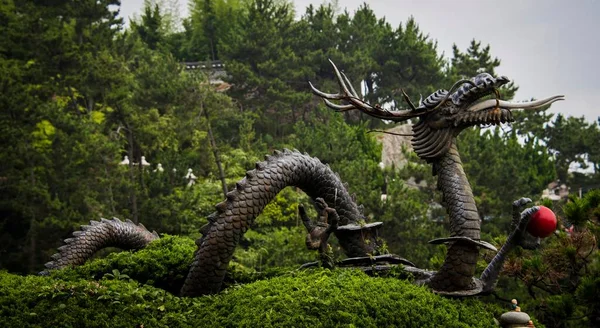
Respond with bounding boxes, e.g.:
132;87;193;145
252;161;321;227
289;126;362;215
435;140;480;239
429;139;482;292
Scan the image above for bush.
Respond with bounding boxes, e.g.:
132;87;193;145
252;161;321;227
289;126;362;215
49;234;197;294
1;266;506;327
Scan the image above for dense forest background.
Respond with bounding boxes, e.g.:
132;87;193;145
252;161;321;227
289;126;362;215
1;0;599;326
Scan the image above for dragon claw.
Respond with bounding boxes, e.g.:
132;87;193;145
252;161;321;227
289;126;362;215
512;197;532;209
516;206;541;249
517;206;539;231
512;197;534;228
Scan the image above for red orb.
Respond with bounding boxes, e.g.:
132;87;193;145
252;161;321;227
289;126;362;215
527;206;557;238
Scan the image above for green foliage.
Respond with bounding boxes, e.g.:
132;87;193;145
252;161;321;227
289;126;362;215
377;170;447;269
447;39;518;100
234;226;316;271
131;3;165;50
541;114;600;185
253;187;304;226
50;235;196;294
1;0;598;326
459;127;555;218
0;268;505;328
370;17;446;111
499;190;600;327
290;107;383;213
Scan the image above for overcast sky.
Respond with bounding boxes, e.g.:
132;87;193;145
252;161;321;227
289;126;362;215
119;0;600;123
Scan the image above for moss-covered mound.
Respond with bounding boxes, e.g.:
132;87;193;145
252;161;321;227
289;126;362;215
47;235;288;293
0;235;505;327
48;234;197;294
1;269;504;327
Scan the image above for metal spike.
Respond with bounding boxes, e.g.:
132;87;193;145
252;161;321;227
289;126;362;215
324;99;354;111
236;182;244;191
401;89;417;110
308;81;341;99
226;191;236;201
216;202;227;212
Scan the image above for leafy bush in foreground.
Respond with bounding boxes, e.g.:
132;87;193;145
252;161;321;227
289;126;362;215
1;267;505;328
49;235;197;294
1;235;513;327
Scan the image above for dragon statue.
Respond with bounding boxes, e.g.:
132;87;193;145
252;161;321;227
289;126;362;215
309;60;563;295
42;60;564;298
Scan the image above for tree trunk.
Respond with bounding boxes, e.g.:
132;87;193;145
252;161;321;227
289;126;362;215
127;127;138;224
28;167;36;272
202;104;228;198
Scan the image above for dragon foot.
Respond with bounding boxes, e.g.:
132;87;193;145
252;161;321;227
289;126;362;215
337;254;415;267
429;236;497;252
299;254;415;269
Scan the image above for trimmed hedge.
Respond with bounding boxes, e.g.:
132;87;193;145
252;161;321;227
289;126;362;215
1;269;504;327
48;235;293;293
0;235;507;327
48;234;197;294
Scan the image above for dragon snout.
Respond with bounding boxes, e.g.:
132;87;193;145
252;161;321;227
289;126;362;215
453;94;565;127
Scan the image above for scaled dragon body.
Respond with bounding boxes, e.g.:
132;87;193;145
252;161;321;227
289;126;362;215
44;61;563;297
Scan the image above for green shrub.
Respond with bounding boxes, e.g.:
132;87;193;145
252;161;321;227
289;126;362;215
49;234;196;294
1;268;506;327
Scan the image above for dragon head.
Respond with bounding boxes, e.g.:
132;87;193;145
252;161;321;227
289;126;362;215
309;60;564;161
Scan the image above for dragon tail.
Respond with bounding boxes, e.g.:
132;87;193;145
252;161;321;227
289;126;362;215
40;217;159;274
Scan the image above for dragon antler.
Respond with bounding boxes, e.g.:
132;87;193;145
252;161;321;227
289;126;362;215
309;59;427;121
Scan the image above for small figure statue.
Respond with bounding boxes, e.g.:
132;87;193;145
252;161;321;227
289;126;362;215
527;320;535;327
299;198;339;268
119;155;130;165
499;298;531;327
185;168;197;187
140;156;151;167
511;299;518;311
153;163;164;173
